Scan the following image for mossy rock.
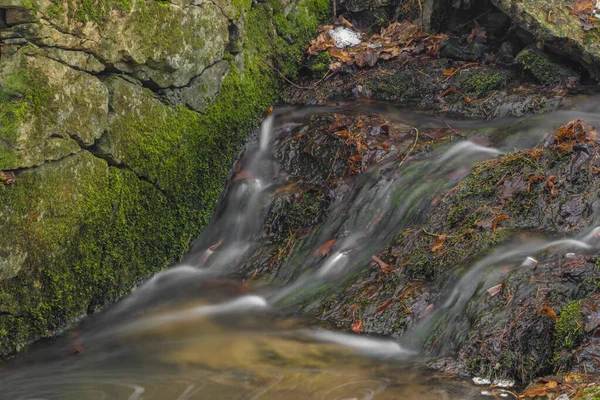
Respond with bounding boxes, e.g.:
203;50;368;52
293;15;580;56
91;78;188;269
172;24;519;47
516;48;578;84
458;68;511;97
0;0;330;357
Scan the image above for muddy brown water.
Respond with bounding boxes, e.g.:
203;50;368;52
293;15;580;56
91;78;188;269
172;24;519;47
2;100;600;400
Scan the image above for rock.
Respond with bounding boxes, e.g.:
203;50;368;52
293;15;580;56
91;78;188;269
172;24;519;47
0;0;330;357
491;0;600;79
516;47;579;84
0;47;109;169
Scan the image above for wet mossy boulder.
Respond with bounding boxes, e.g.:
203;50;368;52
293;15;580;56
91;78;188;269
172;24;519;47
0;0;329;356
516;48;579;84
491;0;600;79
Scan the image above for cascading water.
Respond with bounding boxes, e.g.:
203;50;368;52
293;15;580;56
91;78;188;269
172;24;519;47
2;101;600;399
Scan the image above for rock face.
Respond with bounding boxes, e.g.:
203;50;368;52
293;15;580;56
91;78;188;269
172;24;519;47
0;0;329;355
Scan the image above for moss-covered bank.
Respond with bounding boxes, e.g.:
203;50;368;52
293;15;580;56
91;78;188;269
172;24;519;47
0;0;329;356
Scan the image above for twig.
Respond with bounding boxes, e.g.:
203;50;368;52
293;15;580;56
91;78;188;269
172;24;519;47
418;0;423;30
261;60;334;90
455;10;492;30
399;127;419;167
332;0;336;21
441;62;479;82
436;115;465;137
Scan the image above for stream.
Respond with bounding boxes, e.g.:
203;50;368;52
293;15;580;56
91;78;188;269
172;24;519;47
2;99;600;399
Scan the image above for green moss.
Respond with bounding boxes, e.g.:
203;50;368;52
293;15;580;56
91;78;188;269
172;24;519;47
271;0;331;78
459;69;509;97
554;300;584;350
516;48;577;84
0;0;326;358
306;52;331;76
0;64;54;169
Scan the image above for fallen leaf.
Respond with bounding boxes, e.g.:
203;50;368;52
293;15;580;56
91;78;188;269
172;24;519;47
352;319;363;333
313;239;337;257
487;283;503;297
492;214;509;232
545;175;557;197
372;255;392;273
334;15;354;28
0;171;16;185
376;299;394;314
442;67;456;76
431;234;447;252
528;175;544;192
467;25;487;43
519;386;548;398
540;306;558;322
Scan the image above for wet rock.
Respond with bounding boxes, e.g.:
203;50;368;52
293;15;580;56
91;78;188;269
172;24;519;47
516;48;579;85
491;0;600;79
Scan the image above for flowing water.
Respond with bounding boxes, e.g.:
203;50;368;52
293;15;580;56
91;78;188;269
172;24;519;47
2;99;600;400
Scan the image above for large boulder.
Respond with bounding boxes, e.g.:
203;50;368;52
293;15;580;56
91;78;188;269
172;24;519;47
0;0;329;355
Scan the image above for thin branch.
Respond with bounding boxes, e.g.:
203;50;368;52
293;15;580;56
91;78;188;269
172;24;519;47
436;115;465;137
399;127;419;167
260;60;334;90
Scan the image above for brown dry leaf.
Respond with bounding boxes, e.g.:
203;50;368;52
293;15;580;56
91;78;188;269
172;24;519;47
467;25;487;43
351;319;363;333
263;106;273;119
545;381;558;390
372;255;392;273
442;67;456;76
375;299;394;314
333;129;351;138
462;228;474;239
519;386;548;398
528;175;544;192
545;175;557;197
492;214;509;232
328;48;353;62
570;0;596;18
313;239;337;257
335;15;354;28
431;234;447;252
487;283;503;297
540;306;558;322
0;171;16;185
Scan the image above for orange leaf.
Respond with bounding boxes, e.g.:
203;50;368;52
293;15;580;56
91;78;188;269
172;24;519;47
431;234;447;252
351;319;363;333
464;96;473;104
487;283;503;297
528;175;544;192
540;306;558;322
519;386;548;398
372;255;392;273
313;239;336;257
328;48;353;62
442;67;456;76
492;214;509;232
